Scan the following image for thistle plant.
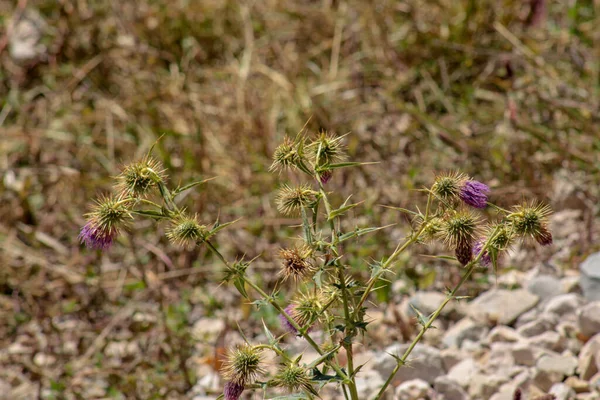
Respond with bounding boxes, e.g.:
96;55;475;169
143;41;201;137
80;133;553;400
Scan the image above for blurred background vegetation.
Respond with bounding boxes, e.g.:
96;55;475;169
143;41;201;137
1;0;599;398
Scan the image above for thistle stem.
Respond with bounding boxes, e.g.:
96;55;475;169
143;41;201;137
373;227;501;399
317;182;359;400
204;241;351;383
353;193;432;319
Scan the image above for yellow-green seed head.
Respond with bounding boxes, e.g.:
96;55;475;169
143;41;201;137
291;292;324;328
308;132;346;167
508;202;553;245
221;344;265;385
116;157;165;198
275;184;318;216
442;210;479;246
273;364;313;393
167;215;209;247
431;172;466;201
270;137;303;173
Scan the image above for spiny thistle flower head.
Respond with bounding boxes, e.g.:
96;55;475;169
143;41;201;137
508;202;553;246
79;195;132;250
459;180;490;209
273;363;313;393
431;172;466;200
292;292;324;327
279;245;315;281
308;131;346;167
442;210;479;246
275;184;318;216
279;292;324;335
221;344;265;385
167;214;210;247
270;136;304;173
442;210;480;265
116;156;165;198
223;381;244;400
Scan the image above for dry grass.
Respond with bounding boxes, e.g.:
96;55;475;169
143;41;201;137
1;0;599;398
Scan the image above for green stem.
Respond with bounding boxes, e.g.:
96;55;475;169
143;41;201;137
353;193;432;319
373;227;501;399
317;182;359;400
337;265;359;400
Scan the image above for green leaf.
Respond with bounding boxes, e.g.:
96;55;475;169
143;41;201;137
326;161;378;170
379;205;420;216
131;209;169;219
338;224;394;242
172;177;217;197
328;196;364;221
233;277;249;299
311;367;344;382
209;218;242;236
262;320;282;348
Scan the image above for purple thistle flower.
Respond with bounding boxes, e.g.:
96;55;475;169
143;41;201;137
224;381;244;400
459;180;490;209
78;221;117;250
473;238;492;267
279;304;299;335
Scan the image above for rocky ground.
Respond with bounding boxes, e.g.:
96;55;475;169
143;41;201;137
184;209;600;400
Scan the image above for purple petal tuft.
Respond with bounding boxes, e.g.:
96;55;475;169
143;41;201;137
78;222;116;250
224;381;244;400
459;180;490;209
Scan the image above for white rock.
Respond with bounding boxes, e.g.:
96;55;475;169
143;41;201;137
373;343;445;385
434;376;470;400
9;11;47;62
442;318;489;349
517;313;558;337
511;343;554;367
549;383;576;400
487;326;523;343
578;302;600;338
191;317;225;342
489;370;532;400
578;333;600;380
468;289;539;325
580;252;600;302
407;291;453;317
545;293;583;317
394;379;434;400
355;369;384;399
534;354;578;392
33;353;56;367
485;343;517;372
441;348;465;371
447;358;478;388
527;331;566;352
527;275;563;301
537;354;578;376
561;276;581;294
468;373;508;399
